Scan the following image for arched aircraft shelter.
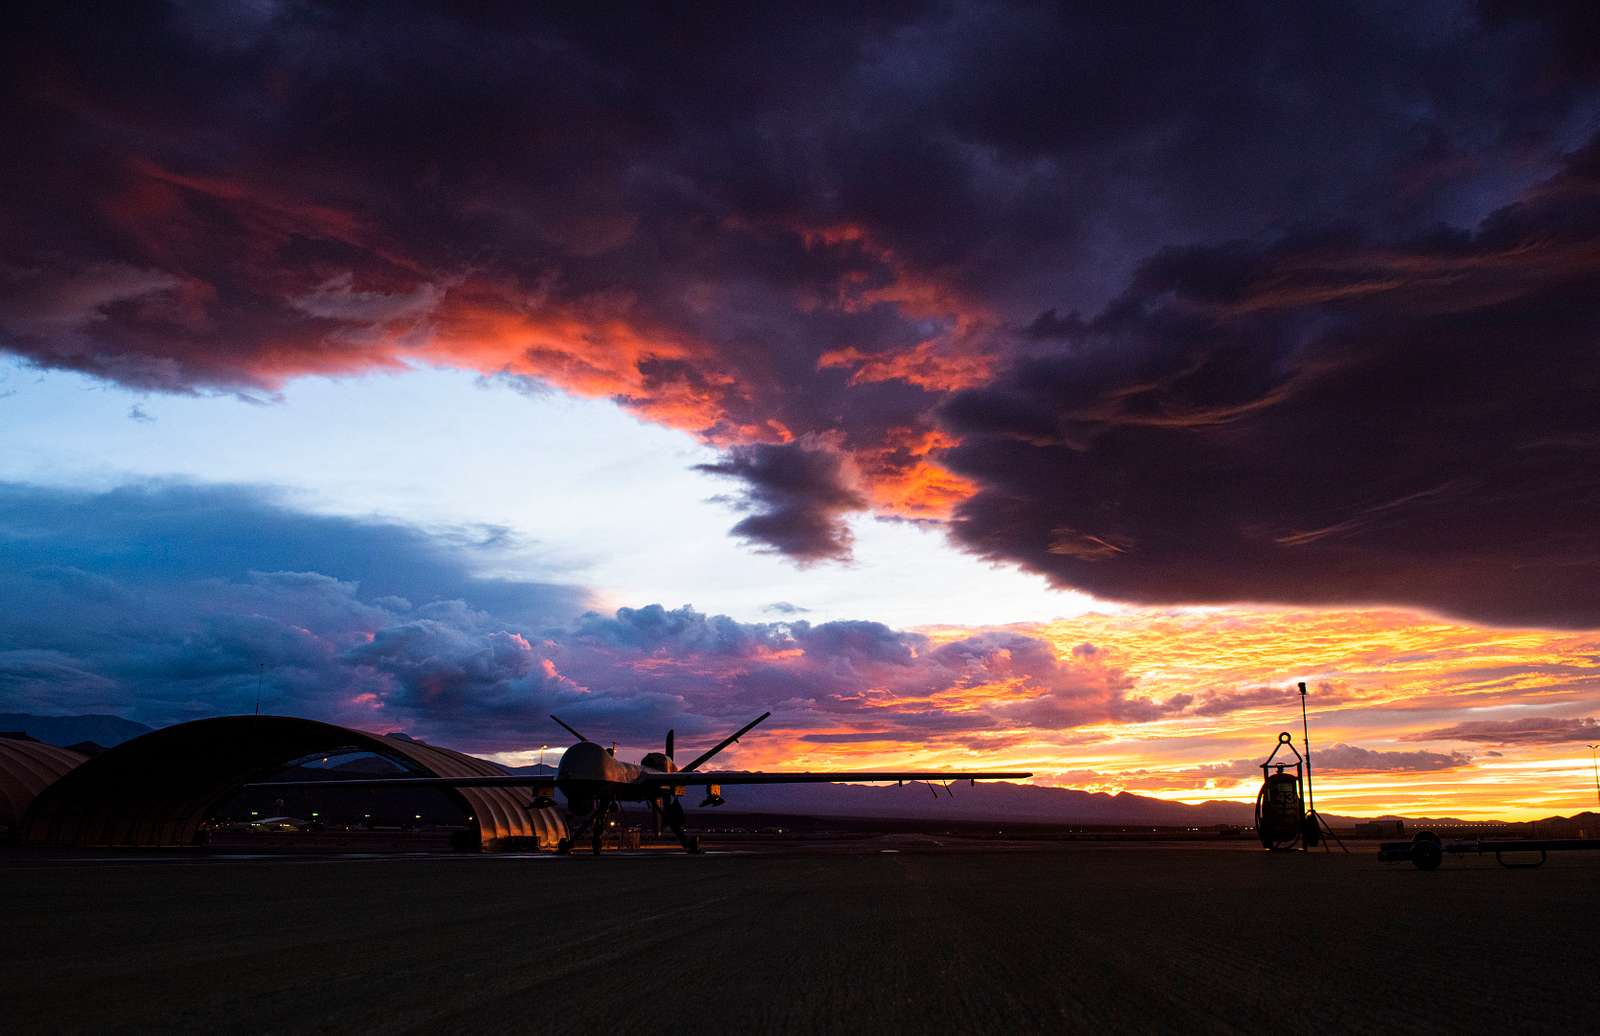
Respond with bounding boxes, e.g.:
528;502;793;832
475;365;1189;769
21;715;565;851
1;737;87;839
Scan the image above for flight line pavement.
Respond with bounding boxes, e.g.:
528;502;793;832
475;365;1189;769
3;838;1596;1033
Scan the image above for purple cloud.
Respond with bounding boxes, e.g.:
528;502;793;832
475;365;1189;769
1408;715;1600;745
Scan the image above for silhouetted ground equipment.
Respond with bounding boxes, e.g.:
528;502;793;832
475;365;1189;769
1256;733;1306;851
1255;729;1346;853
1380;829;1600;870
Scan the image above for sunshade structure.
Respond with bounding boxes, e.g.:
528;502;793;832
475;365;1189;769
20;715;565;850
0;736;86;839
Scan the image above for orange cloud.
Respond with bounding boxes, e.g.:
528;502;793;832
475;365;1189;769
726;606;1600;820
851;427;978;520
818;340;995;391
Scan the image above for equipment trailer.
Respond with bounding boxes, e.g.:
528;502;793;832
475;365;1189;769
1380;830;1600;870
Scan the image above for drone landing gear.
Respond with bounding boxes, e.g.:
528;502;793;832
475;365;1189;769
671;827;702;854
590;799;619;855
557;801;613;856
663;797;702;853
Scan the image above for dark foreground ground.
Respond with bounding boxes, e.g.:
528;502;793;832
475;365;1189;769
3;837;1597;1034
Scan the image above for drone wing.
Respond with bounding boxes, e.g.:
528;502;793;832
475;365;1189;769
243;775;554;789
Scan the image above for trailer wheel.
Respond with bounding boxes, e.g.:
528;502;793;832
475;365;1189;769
1411;831;1442;871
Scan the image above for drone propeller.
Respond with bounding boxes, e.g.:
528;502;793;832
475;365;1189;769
666;728;675;762
550;714;589;743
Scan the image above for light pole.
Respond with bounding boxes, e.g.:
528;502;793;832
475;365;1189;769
1587;744;1600;810
1299;681;1315;817
1298;680;1321;849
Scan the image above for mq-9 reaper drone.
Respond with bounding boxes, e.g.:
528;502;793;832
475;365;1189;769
253;711;1031;854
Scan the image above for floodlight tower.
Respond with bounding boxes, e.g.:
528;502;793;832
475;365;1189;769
1299;681;1318;847
1299;682;1314;814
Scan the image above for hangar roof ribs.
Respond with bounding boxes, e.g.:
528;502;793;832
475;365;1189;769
0;736;86;839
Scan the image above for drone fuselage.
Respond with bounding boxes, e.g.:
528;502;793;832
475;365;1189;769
555;739;681;814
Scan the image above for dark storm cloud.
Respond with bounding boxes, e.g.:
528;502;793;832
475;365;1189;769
3;3;1599;620
1482;1;1600;81
695;443;867;561
1409;715;1600;745
943;140;1600;628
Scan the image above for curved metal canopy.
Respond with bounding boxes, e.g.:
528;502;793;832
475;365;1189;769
1;737;86;839
21;715;564;850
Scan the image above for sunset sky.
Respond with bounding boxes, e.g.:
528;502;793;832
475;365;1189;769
3;3;1599;819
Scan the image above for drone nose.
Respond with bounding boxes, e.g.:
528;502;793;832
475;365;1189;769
557;740;608;780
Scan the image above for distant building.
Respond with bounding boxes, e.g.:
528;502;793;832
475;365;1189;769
1353;819;1405;837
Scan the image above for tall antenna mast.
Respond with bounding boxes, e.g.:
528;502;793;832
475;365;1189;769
255;663;264;717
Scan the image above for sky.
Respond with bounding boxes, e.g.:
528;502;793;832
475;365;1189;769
3;2;1600;819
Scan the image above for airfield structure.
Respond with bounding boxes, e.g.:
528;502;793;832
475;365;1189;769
18;715;566;851
0;735;86;840
1380;829;1600;870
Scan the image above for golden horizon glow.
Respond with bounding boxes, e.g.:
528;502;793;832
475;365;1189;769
645;606;1600;822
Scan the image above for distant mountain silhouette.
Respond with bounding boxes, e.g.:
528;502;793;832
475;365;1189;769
0;713;152;749
501;763;560;777
484;756;1256;823
678;778;1262;826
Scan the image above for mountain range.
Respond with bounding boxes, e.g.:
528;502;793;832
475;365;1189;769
497;760;1259;825
0;713;153;749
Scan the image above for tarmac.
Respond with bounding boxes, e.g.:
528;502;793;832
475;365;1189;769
3;836;1597;1033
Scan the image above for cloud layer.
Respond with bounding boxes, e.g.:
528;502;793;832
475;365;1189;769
1409;716;1600;745
3;3;1599;623
0;482;1151;750
5;481;1600;817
